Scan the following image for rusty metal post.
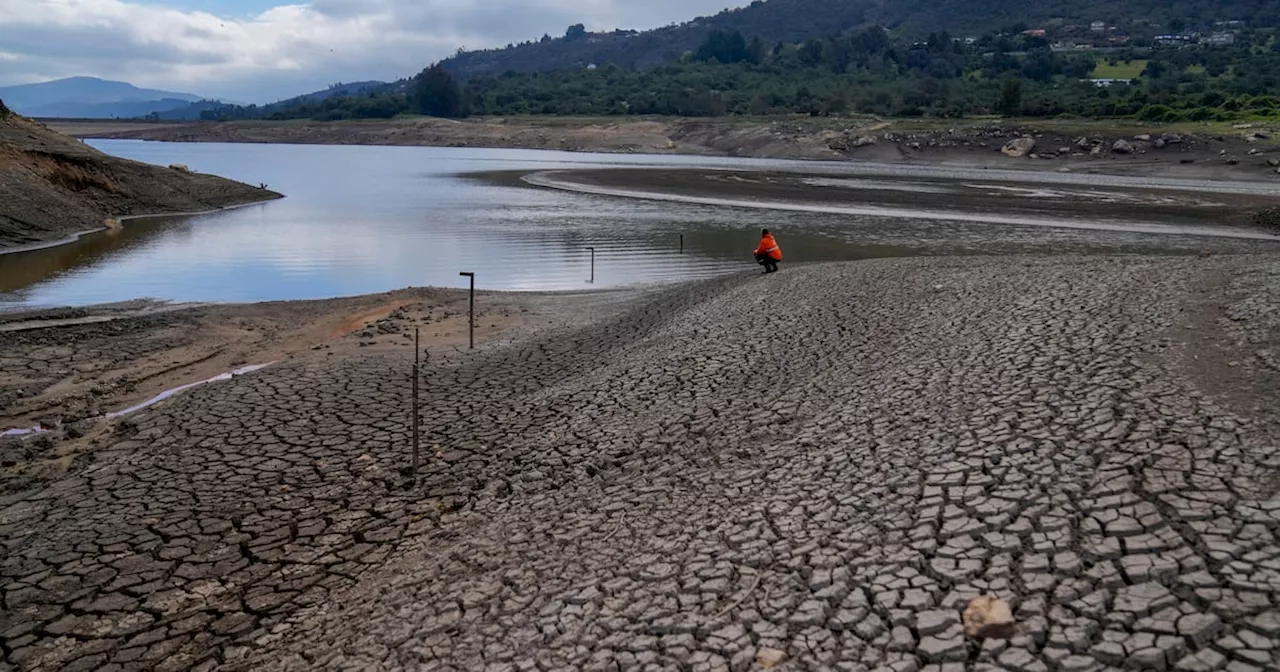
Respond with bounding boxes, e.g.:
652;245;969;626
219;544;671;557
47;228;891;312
411;328;420;477
459;271;475;349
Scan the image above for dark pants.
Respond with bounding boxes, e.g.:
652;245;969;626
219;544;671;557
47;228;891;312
755;253;779;273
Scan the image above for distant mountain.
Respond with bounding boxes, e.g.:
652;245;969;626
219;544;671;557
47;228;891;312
267;81;388;108
0;77;204;118
441;0;1277;77
158;81;389;120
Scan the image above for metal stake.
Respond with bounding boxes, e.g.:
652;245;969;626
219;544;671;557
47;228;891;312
587;246;595;284
680;234;684;254
411;328;420;477
459;272;475;349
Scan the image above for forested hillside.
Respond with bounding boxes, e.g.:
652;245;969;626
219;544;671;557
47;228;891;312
190;0;1280;124
440;0;1279;77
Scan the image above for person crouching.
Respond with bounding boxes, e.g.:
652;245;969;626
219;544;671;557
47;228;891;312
754;228;783;274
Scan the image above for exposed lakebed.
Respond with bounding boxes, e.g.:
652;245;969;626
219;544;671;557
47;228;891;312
2;141;1279;309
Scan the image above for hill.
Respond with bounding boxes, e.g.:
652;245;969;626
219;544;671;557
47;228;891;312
160;81;390;121
0;77;203;119
441;0;1278;76
0;99;280;249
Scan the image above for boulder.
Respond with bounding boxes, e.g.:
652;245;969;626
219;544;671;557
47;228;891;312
1249;148;1260;155
963;595;1016;639
1112;139;1135;154
1001;136;1036;158
1154;139;1166;149
1090;145;1106;157
1267;159;1279;167
1161;131;1183;144
1075;136;1090;149
169;164;191;173
1134;134;1152;142
852;135;876;147
1057;146;1071;155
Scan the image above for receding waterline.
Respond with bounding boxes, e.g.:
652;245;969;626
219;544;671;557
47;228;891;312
523;171;1280;242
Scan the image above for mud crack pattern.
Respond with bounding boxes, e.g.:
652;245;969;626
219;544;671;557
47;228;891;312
3;255;1279;672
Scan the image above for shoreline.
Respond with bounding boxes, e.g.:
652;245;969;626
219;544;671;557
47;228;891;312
520;169;1280;241
47;116;1280;182
0;194;283;257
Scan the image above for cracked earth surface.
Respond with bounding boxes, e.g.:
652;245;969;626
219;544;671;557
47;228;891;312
3;255;1280;672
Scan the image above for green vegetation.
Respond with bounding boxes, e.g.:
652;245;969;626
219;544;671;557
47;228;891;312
214;26;1280;123
1091;60;1148;79
187;0;1280;125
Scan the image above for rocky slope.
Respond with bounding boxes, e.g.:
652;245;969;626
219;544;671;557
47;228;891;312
0;100;281;250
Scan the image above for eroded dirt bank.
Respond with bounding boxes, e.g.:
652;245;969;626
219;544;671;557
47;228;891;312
0;111;280;250
1;255;1278;671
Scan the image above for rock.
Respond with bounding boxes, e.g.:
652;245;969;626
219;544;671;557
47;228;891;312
918;609;961;637
756;648;786;669
1001;136;1036;158
1058;147;1071;155
1135;134;1152;142
963;595;1017;639
1226;159;1239;165
1028;153;1040;159
1075;136;1090;149
1249;148;1260;155
1267;159;1279;167
1091;145;1106;157
169;164;191;172
1112;139;1135;154
852;135;876;147
1154;139;1166;149
0;438;28;467
1161;131;1183;144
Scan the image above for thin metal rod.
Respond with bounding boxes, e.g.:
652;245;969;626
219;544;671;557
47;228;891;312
411;328;420;477
459;271;475;350
588;246;595;284
680;234;684;254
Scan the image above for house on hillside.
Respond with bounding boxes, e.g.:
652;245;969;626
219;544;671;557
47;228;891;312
1087;78;1133;87
1206;32;1236;46
1090;21;1107;32
1022;28;1047;37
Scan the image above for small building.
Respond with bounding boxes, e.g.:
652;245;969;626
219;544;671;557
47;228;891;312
1022;28;1047;38
1090;21;1107;32
1087;78;1132;87
1206;32;1236;46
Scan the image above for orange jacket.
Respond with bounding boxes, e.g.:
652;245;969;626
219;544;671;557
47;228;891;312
755;233;783;261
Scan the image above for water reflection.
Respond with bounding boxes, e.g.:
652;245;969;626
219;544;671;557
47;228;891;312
1;141;1277;309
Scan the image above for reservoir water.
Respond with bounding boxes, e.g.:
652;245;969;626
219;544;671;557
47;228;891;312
1;141;1278;309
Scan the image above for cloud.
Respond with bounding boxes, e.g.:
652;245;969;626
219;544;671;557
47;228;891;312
0;0;749;103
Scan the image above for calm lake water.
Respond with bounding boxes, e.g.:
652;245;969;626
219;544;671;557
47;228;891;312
1;141;1278;309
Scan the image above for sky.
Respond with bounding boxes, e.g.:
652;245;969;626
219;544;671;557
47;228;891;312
0;0;752;104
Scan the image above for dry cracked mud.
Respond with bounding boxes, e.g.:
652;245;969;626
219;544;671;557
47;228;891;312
2;254;1280;672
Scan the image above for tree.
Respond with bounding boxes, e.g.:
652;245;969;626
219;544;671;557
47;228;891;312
998;78;1022;115
412;65;464;117
566;24;587;41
